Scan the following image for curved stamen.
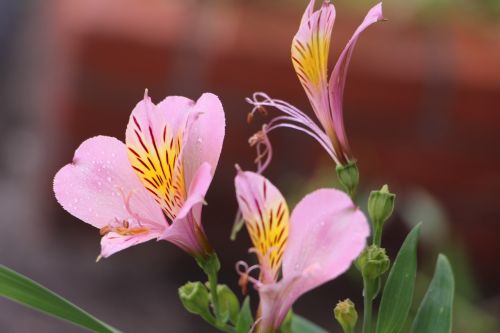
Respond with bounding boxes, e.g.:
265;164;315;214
246;92;339;164
236;260;262;294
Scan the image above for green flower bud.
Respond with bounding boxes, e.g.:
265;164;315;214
336;160;359;198
368;184;395;228
178;281;212;321
334;299;358;333
357;245;390;280
216;284;240;324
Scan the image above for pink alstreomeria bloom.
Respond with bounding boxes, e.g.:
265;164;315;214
234;169;369;332
247;1;384;166
54;92;225;260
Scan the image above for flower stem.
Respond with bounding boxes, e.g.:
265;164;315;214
207;265;221;324
373;226;382;247
362;276;374;333
196;253;235;333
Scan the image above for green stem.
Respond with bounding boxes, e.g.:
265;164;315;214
206;266;221;324
373;225;382;247
197;253;235;333
362;276;373;333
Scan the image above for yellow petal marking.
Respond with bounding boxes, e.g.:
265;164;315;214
241;181;289;281
127;117;186;221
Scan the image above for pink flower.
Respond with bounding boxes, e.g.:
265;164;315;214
54;91;225;259
234;170;369;332
247;1;384;166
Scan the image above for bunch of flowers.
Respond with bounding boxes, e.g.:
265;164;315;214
0;1;455;333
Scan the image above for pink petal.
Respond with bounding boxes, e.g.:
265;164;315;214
259;189;369;331
328;3;384;152
160;162;213;256
100;231;158;258
291;0;336;137
160;213;210;257
175;162;212;223
125;92;193;220
53;136;166;229
183;93;225;189
234;170;289;283
283;188;369;292
53;136;167;257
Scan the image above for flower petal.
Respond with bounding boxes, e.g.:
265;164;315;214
53;136;166;229
175;162;212;223
291;0;336;136
100;231;158;258
259;189;369;331
234;170;289;282
328;3;384;154
284;188;369;292
183;93;225;189
160;162;213;256
125;93;193;221
53;136;167;257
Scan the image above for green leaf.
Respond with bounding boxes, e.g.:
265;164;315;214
376;224;421;333
291;315;328;333
235;296;253;333
0;265;120;333
280;310;293;333
410;254;455;333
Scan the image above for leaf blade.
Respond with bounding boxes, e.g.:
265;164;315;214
291;315;328;333
410;254;455;333
235;296;253;333
0;265;120;333
376;224;421;333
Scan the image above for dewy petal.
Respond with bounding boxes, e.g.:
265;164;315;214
291;0;336;137
183;93;225;189
125;92;193;221
328;2;384;156
234;170;289;283
259;189;369;331
176;162;212;223
100;231;158;258
53;136;167;257
161;162;213;256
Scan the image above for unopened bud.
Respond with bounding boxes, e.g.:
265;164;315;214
216;284;240;324
358;245;390;280
336;160;359;198
178;281;211;319
334;299;358;333
368;184;395;228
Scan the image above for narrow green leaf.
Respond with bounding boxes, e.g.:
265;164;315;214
235;296;253;333
0;265;120;333
376;224;421;333
410;255;455;333
291;315;328;333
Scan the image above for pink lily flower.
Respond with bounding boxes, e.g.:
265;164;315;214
234;169;369;332
54;92;225;259
247;1;384;166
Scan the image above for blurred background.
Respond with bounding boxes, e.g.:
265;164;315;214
0;0;499;332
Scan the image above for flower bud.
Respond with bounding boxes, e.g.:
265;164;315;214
216;284;240;324
336;160;359;198
334;299;358;333
178;281;212;320
368;184;395;228
357;245;390;280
